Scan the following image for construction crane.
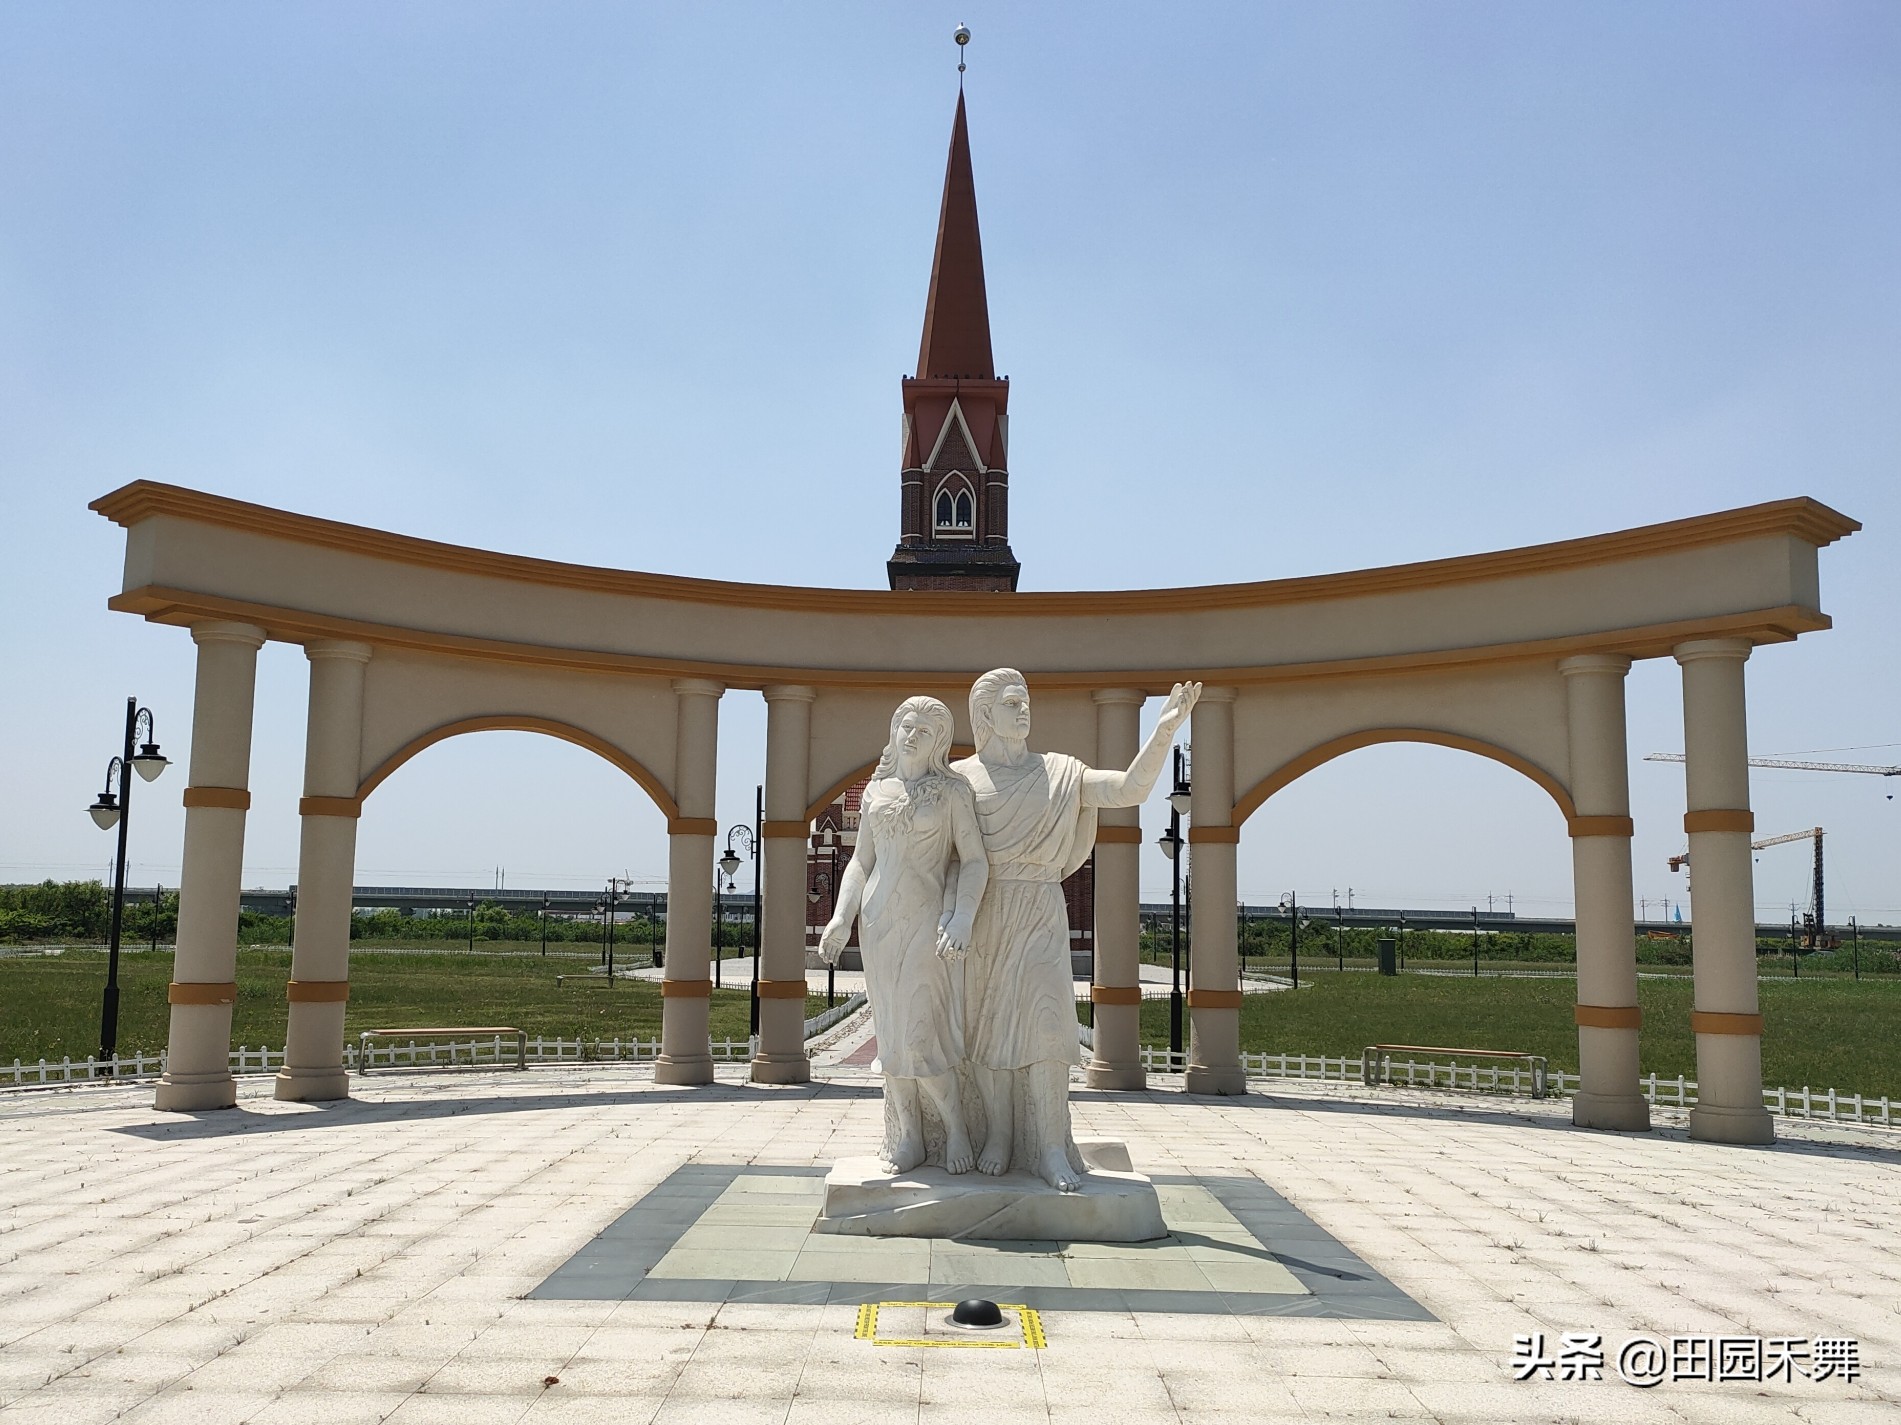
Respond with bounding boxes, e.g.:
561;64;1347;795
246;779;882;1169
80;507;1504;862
1644;753;1900;777
1667;827;1830;949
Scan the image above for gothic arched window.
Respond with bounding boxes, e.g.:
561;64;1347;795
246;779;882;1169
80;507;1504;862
933;480;975;538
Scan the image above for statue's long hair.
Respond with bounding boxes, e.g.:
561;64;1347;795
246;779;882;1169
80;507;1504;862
870;696;957;782
968;667;1028;754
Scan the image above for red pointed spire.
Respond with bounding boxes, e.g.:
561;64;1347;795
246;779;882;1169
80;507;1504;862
916;91;995;381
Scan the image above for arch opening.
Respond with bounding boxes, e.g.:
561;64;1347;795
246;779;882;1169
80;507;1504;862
357;714;678;821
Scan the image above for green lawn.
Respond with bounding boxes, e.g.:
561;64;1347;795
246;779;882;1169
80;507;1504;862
0;948;828;1064
1130;972;1901;1099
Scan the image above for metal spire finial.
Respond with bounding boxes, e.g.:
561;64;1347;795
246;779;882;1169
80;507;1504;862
955;23;970;81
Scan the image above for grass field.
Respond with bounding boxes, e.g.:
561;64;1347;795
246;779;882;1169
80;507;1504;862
0;948;827;1064
1132;971;1901;1098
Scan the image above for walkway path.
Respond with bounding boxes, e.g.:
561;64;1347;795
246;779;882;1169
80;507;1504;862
1;1067;1893;1422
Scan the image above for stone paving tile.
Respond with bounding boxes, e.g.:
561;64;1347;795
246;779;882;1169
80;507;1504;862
2;1067;1897;1423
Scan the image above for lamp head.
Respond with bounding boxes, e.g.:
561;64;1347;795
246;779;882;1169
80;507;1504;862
1167;789;1192;817
131;742;170;781
88;791;121;830
718;850;742;881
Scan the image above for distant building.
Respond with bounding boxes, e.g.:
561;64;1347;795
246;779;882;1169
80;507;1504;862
809;87;1094;964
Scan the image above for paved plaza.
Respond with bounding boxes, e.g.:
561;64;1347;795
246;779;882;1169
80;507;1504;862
1;1054;1896;1424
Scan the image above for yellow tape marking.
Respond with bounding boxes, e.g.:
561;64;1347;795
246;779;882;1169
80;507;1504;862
852;1301;1047;1350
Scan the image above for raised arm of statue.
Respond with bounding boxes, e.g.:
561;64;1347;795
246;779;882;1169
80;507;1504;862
1082;681;1202;809
818;828;875;965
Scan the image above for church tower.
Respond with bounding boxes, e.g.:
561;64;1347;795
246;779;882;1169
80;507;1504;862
887;91;1020;592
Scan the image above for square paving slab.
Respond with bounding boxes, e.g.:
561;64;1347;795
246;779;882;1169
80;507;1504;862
530;1162;1428;1318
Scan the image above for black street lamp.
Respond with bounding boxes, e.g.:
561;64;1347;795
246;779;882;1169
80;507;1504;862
1157;744;1192;1063
1279;893;1301;990
603;877;633;977
467;892;476;953
809;871;834;1007
539;895;549;957
721;793;761;1033
1471;906;1481;977
87;698;170;1064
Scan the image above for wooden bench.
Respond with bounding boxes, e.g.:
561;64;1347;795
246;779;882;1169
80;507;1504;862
358;1026;527;1074
1362;1043;1548;1098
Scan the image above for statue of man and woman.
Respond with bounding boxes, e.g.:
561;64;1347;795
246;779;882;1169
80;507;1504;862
820;670;1200;1192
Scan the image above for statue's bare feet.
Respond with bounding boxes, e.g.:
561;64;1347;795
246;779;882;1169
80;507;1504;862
1037;1147;1082;1193
881;1133;925;1175
977;1135;1010;1176
943;1125;976;1175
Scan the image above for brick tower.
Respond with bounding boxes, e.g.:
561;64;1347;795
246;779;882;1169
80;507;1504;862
887;91;1020;593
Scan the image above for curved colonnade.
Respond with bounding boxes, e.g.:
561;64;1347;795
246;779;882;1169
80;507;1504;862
93;482;1859;1144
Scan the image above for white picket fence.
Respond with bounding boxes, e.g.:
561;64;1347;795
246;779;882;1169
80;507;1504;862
1132;1046;1897;1129
3;995;876;1090
7;1029;1891;1130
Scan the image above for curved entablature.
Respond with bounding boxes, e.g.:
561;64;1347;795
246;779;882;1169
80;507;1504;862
1235;728;1578;829
354;714;679;821
93;481;1857;690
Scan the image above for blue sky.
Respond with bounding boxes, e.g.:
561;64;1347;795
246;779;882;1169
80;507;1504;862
4;3;1897;922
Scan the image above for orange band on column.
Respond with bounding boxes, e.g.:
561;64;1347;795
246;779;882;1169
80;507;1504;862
1690;1010;1763;1035
1574;1004;1641;1029
667;817;717;836
1094;825;1143;844
168;981;237;1005
299;795;362;819
756;979;808;999
1685;809;1753;834
660;978;713;998
761;821;809;838
287;980;350;1003
1187;826;1240;844
1091;984;1142;1005
1568;815;1634;838
1187;988;1244;1009
183;786;250;811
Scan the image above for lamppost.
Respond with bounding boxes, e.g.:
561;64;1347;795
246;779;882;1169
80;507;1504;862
466;892;476;952
1279;893;1300;990
1335;901;1345;972
808;872;832;1006
539;894;549;957
602;877;634;976
720;794;761;1033
87;699;170;1063
1157;745;1192;1063
1471;906;1480;977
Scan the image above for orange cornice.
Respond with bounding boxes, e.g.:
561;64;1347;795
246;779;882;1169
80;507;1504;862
90;481;1858;618
1236;729;1577;826
104;585;1830;694
356;715;677;819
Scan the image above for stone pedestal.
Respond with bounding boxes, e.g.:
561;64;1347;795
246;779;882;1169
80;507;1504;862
819;1139;1166;1242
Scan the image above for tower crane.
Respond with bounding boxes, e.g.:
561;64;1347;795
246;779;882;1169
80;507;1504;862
1644;752;1899;777
1667;827;1831;950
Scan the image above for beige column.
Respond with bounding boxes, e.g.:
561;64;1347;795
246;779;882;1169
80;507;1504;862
655;678;723;1086
275;640;372;1102
1086;689;1146;1090
1676;638;1774;1144
154;621;268;1112
1560;654;1650;1132
1185;688;1244;1095
753;685;815;1084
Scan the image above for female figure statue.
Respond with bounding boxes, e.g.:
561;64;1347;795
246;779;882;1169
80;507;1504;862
956;670;1200;1191
819;696;989;1175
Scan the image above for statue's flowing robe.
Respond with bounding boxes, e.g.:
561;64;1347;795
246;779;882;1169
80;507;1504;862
858;774;965;1080
954;751;1096;1071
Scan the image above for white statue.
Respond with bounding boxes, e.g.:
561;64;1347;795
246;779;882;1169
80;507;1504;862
955;670;1201;1191
819;696;989;1175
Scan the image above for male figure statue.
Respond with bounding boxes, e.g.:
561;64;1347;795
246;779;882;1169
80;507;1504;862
956;670;1200;1191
